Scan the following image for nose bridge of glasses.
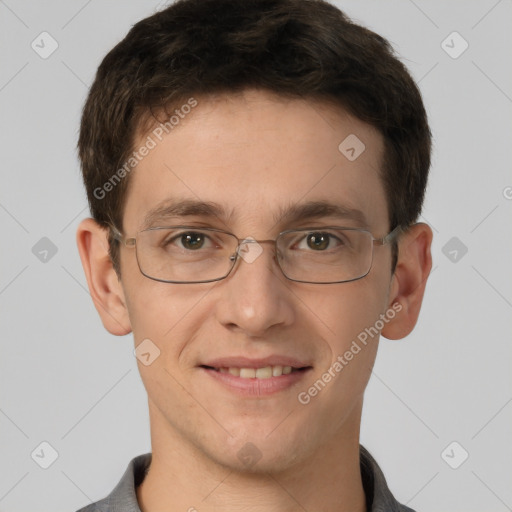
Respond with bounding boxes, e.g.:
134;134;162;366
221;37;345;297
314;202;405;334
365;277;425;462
234;238;278;261
238;238;276;247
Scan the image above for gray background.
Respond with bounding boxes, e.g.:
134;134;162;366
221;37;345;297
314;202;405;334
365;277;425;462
1;1;511;511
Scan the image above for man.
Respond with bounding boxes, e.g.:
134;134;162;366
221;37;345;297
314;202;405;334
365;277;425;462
75;0;432;510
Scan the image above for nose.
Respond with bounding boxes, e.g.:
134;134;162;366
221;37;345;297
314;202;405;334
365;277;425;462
213;239;295;337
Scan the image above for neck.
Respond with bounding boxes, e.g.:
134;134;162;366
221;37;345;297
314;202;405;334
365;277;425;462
136;403;367;512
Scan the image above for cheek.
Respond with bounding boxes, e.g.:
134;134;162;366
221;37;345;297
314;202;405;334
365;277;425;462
311;275;390;353
122;264;216;369
120;249;189;337
290;280;390;443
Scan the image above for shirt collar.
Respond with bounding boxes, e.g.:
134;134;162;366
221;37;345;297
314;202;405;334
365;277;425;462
91;445;415;512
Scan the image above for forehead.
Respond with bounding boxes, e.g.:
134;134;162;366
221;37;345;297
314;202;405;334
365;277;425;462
123;89;388;234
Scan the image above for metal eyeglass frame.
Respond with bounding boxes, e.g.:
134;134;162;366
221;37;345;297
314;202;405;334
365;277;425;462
110;224;403;285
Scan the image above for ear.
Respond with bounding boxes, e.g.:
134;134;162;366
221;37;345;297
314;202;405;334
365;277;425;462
381;222;433;340
76;218;132;336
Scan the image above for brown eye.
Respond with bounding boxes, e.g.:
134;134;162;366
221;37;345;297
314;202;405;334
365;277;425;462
306;232;330;250
180;232;205;250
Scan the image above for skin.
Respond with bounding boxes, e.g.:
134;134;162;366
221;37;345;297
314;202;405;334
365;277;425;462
77;89;432;512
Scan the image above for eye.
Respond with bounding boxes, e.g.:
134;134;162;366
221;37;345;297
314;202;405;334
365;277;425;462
180;232;207;250
163;231;214;251
297;231;343;251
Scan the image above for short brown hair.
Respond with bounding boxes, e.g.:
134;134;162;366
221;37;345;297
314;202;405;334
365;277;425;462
78;0;431;274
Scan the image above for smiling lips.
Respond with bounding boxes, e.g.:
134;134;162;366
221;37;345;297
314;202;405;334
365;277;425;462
207;365;296;379
200;356;311;382
200;363;312;397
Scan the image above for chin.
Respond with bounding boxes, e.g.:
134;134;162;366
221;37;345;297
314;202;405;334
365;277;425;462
211;424;313;474
215;445;304;475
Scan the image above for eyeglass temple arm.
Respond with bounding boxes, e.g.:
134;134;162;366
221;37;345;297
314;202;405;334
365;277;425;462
107;223;136;247
374;224;404;246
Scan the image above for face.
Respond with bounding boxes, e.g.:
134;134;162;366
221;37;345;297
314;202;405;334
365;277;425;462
118;89;395;472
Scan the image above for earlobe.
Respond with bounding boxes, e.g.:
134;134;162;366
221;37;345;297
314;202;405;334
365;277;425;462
381;222;433;340
76;218;132;336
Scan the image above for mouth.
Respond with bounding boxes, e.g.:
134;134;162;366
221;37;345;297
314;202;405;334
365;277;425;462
200;364;309;379
198;361;313;397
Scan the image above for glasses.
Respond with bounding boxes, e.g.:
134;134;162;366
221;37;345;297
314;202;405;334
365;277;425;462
111;225;402;284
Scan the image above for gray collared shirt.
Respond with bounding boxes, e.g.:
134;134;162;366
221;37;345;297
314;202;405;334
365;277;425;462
76;445;416;512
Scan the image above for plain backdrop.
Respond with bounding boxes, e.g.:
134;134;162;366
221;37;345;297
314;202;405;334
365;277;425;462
1;1;511;511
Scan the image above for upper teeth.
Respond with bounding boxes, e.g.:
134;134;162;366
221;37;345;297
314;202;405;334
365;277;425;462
218;365;293;378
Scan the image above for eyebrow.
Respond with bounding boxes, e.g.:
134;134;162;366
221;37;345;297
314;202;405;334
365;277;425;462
141;198;368;230
142;199;231;229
